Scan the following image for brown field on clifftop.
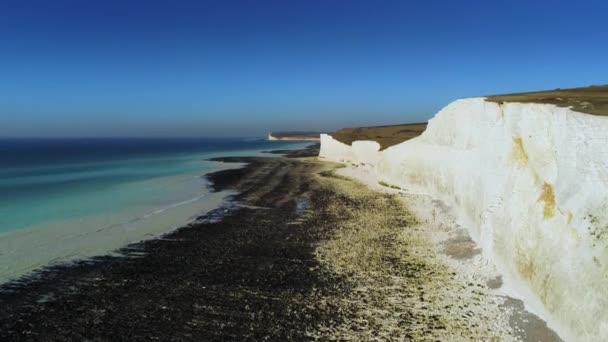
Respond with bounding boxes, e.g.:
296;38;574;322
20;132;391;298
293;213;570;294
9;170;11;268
332;122;427;150
330;85;608;151
487;85;608;116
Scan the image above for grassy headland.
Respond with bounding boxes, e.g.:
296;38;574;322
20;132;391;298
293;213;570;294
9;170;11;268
331;122;427;150
327;85;608;152
486;84;608;115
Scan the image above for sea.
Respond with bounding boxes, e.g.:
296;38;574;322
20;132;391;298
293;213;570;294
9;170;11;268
0;137;311;283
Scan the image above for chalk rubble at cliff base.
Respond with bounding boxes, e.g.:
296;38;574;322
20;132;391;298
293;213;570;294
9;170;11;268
319;97;608;341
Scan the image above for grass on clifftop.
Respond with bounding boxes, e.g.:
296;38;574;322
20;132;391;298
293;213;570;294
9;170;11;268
331;122;427;150
329;85;607;152
486;84;608;116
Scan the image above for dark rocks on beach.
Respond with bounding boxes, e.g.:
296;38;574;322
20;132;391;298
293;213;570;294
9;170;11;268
0;152;344;341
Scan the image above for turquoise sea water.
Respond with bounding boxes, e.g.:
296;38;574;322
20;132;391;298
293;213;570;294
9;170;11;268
0;138;310;282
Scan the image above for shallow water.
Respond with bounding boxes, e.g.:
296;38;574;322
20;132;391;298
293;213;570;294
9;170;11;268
0;138;310;282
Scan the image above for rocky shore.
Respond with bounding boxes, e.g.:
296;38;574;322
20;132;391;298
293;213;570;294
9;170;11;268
0;146;341;340
0;145;558;341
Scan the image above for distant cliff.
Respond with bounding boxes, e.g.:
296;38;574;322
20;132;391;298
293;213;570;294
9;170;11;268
331;122;426;150
267;131;322;141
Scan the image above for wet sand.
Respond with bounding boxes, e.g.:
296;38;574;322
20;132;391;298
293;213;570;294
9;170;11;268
0;145;560;341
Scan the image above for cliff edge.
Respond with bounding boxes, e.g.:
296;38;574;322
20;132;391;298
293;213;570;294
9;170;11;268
319;88;608;341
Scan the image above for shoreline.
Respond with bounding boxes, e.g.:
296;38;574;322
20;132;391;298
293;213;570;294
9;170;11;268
0;147;334;340
0;162;242;285
0;143;316;285
0;144;560;340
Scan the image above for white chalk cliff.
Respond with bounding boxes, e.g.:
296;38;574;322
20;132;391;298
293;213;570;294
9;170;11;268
319;98;608;341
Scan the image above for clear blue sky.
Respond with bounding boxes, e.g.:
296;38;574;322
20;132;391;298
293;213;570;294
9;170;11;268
1;0;607;137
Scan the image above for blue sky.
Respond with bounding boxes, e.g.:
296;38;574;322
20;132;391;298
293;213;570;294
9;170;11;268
1;0;607;137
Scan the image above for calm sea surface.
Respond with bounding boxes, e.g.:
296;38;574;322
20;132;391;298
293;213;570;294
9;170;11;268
0;138;309;282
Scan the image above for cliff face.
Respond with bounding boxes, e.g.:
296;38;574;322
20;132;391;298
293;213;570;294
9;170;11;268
319;98;608;341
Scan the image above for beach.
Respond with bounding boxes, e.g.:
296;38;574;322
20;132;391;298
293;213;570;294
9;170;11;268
1;2;604;340
0;138;310;284
0;144;561;340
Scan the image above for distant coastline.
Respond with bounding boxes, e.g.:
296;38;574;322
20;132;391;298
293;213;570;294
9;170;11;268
267;131;323;141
